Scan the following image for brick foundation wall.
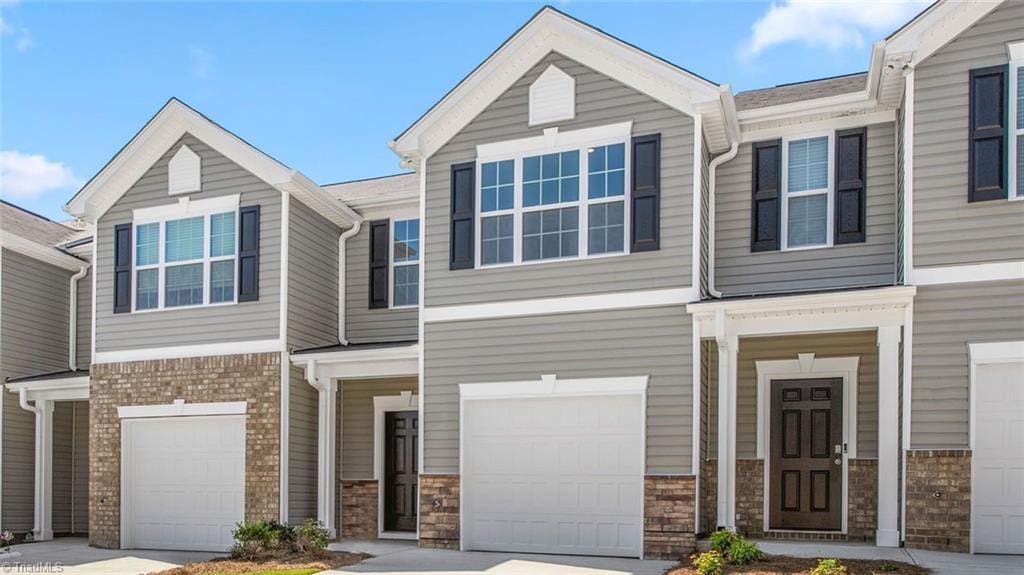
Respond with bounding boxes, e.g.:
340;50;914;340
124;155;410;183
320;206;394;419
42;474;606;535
848;459;878;541
340;480;378;539
643;475;697;559
419;474;459;549
89;352;281;549
905;449;971;553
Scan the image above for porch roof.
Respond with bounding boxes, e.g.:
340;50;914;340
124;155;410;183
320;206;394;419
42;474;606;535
5;370;89;401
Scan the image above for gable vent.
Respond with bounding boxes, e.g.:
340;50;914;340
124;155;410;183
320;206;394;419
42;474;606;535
168;145;202;195
529;65;575;126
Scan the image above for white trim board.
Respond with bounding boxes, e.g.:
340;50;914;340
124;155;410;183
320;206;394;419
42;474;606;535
0;232;91;272
95;338;282;364
913;261;1024;285
372;392;420;540
118;399;247;419
460;373;649;400
476;122;632;159
6;377;90;402
132;194;239;223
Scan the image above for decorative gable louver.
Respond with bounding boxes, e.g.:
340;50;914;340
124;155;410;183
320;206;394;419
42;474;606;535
529;65;575;126
168;144;202;195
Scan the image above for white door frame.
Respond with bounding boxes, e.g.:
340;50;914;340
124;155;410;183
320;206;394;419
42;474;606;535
967;340;1024;554
373;392;419;540
458;374;648;557
756;355;859;535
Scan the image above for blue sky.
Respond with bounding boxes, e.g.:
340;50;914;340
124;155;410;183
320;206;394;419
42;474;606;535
1;0;928;221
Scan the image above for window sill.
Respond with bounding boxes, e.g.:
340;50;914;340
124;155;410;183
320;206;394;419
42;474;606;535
389;304;419;311
130;300;239;314
478;249;629;270
780;242;832;252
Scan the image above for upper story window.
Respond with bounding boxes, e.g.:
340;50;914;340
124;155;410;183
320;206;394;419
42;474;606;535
1010;48;1024;199
391;218;419;308
782;134;832;250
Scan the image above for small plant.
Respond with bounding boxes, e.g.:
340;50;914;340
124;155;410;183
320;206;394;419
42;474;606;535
879;562;899;572
231;520;295;559
693;550;725;575
709;529;739;553
293;519;330;554
811;558;848;575
727;537;762;565
0;530;13;553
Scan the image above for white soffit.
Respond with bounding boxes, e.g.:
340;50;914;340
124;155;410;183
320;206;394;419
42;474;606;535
529;65;575;126
168;145;202;195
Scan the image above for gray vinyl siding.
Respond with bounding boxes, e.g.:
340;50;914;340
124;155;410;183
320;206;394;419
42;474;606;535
912;1;1024;268
714;123;897;296
288;198;340;350
424;52;695;307
288;364;318;523
911;280;1024;449
1;392;33;533
344;223;418;344
95;134;281;353
1;249;72;378
706;331;880;459
52;401;88;534
341;377;418;480
423;307;693;474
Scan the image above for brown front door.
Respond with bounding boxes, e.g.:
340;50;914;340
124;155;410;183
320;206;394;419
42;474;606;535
384;410;418;532
769;378;843;531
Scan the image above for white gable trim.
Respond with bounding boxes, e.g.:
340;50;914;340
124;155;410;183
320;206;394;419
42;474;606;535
65;99;359;227
390;7;722;165
884;0;1004;67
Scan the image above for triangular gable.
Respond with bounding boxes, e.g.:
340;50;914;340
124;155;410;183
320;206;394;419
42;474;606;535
389;6;731;165
65;98;359;227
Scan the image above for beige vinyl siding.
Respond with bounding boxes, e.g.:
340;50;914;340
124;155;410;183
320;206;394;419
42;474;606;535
340;377;418;480
95;134;281;353
424;52;695;307
288;364;318;523
288;198;341;350
344;223;417;344
52;401;88;534
912;1;1024;268
706;331;880;459
423;307;693;474
714;123;897;296
911;280;1024;449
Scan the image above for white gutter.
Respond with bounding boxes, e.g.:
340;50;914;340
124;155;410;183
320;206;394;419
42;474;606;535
706;142;740;298
337;219;363;345
68;265;89;371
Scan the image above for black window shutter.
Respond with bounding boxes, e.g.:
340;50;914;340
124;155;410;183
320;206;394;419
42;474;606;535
835;127;867;244
968;65;1008;202
113;223;132;313
450;162;475;270
751;139;781;252
631;133;661;252
238;204;260;302
369;219;389;309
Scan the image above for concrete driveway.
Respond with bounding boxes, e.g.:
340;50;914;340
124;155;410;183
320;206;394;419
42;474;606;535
328;540;674;575
4;537;220;575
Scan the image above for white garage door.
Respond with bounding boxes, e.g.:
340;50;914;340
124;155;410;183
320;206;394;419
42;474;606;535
123;415;245;552
974;361;1024;554
463;394;643;558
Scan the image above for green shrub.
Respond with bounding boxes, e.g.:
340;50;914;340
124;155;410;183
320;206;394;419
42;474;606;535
727;537;762;565
693;550;725;575
879;562;899;572
231;520;295;559
811;558;848;575
709;529;739;553
293;519;330;554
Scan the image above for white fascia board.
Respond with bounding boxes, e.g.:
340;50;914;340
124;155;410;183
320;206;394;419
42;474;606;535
117;399;247;419
0;233;90;272
736;90;873;124
315;358;418;381
913;261;1024;285
687;286;916;319
389;7;721;165
5;377;90;402
289;343;420;365
94;338;282;364
885;1;1003;67
460;374;648;400
740;109;896;144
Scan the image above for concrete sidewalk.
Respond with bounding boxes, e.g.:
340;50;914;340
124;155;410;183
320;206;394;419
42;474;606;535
4;537;219;575
754;540;1020;575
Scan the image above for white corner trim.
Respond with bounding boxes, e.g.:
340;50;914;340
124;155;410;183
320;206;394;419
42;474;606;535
691;114;703;293
0;232;90;272
425;286;697;323
528;64;576;126
278;191;290;524
476;122;632;160
95;338;282;364
460;373;648;401
132;194;240;223
913;261;1024;286
903;71;915;284
117;399;247;419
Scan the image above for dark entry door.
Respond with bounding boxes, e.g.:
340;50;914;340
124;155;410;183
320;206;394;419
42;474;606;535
769;378;843;531
384;410;418;532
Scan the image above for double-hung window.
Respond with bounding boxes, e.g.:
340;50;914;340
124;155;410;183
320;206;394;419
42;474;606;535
391;218;419;307
782;134;832;249
133;209;237;311
1011;50;1024;199
522;150;579;261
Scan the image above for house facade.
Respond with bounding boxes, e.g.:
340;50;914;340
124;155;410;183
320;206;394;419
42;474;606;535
2;0;1021;560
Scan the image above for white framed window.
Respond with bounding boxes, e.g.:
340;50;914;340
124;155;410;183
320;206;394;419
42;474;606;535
474;123;631;268
781;133;834;250
390;218;419;308
131;207;238;312
1009;46;1023;200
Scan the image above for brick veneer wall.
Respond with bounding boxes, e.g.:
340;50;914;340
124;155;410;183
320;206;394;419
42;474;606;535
905;449;971;553
847;459;878;541
644;475;697;559
419;475;459;549
89;352;282;549
340;480;378;539
735;459;764;538
702;460;717;534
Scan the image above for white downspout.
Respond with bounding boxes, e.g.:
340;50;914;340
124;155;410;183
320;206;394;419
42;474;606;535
337;219;363;346
68;265;88;371
18;388;53;542
707;142;740;298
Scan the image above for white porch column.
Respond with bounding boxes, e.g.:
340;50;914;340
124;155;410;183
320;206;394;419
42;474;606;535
33;399;55;542
307;361;338;537
716;332;739;531
876;326;901;547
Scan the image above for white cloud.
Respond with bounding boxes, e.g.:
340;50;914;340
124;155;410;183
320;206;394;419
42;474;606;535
0;10;32;52
0;151;81;199
741;0;929;57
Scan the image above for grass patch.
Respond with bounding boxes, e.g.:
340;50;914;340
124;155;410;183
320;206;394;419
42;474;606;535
154;551;369;575
668;555;931;575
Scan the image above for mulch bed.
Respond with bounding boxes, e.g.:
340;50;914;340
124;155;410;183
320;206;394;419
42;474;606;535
668;554;931;575
152;550;370;575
